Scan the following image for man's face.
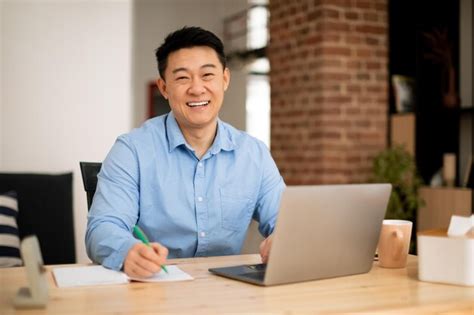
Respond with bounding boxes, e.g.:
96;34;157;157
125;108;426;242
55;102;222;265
157;46;230;132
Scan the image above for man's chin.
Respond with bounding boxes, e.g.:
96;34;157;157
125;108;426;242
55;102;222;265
189;119;218;129
177;116;218;130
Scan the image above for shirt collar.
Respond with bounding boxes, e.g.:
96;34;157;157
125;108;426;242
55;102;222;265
209;118;237;155
166;111;187;152
166;111;237;154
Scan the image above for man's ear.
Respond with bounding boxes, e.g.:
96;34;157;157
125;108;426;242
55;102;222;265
157;78;168;99
223;68;230;92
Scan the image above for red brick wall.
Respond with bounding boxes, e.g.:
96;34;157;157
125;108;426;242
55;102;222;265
269;0;388;184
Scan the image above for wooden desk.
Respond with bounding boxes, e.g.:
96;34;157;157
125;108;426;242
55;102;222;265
1;255;473;314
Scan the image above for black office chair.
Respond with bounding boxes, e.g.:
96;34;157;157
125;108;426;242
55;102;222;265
79;162;102;211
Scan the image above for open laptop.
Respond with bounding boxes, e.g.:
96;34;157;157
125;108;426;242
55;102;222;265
209;184;391;286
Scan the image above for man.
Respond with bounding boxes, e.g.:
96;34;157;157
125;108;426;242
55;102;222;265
86;26;285;278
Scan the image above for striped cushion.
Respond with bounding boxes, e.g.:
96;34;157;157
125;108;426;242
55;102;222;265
0;191;22;267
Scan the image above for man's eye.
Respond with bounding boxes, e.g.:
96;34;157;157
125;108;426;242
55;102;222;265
203;73;215;79
176;76;189;81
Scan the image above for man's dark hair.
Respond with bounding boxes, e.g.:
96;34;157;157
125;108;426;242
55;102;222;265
155;26;227;80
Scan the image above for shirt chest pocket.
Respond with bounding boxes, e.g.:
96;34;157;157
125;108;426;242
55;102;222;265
220;189;254;231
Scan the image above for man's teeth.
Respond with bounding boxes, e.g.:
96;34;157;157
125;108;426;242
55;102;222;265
187;101;209;107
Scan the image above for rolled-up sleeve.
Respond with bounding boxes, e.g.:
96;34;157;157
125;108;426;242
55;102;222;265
253;142;285;238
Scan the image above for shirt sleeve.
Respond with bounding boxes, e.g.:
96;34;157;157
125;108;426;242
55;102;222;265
253;142;286;238
85;135;141;270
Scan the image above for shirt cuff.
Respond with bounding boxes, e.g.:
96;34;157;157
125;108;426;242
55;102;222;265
102;238;140;271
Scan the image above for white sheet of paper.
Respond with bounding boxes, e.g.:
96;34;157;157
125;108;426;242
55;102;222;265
53;265;128;288
128;265;194;282
53;265;193;288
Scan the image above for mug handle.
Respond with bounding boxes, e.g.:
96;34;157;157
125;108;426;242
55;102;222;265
391;230;404;260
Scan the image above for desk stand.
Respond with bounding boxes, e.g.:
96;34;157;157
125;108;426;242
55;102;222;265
13;236;48;309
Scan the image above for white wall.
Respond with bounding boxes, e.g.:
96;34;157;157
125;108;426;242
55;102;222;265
0;2;3;167
1;0;133;263
132;0;248;129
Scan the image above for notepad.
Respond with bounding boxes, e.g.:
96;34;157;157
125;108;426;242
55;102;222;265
53;265;193;288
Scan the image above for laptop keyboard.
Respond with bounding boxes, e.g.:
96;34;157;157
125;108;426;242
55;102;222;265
240;271;265;282
247;263;267;271
239;264;267;282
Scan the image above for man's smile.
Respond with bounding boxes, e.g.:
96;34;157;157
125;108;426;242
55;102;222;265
186;100;210;107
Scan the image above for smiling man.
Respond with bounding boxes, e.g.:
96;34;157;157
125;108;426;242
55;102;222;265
86;27;285;278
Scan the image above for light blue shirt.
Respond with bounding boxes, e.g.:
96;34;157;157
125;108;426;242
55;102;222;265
86;112;285;270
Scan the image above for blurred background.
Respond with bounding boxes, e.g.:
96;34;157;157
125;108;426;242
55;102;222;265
0;0;472;263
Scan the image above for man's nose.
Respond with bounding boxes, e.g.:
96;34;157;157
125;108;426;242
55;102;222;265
188;78;206;95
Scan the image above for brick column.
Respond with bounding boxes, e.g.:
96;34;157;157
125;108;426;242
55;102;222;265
269;0;388;184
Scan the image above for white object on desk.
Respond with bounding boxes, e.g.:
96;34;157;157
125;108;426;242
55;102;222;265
448;214;474;236
13;236;49;309
128;265;194;282
53;265;193;288
418;215;474;286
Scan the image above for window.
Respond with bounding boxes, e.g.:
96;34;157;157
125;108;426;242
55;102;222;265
245;0;270;147
246;58;270;147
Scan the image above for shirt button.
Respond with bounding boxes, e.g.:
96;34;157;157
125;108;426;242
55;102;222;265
200;232;206;237
198;162;203;167
197;196;203;202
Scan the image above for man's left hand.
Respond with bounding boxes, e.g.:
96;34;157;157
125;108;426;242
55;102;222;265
259;234;274;263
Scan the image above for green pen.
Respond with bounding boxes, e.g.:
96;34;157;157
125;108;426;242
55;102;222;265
133;225;168;273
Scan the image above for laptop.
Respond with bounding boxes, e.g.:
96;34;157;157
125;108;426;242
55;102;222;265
209;184;391;286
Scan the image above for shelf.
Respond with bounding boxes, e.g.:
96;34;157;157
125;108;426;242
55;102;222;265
418;186;472;231
390;113;415;156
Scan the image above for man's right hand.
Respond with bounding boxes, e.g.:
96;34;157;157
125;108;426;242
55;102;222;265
123;242;168;278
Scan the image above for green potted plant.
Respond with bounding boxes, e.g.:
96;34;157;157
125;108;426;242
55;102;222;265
371;145;424;253
371;145;424;221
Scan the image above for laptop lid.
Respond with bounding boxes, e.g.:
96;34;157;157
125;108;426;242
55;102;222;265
263;183;391;285
209;183;391;286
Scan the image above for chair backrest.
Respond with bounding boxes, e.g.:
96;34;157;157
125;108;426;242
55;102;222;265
0;172;75;264
79;162;102;211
